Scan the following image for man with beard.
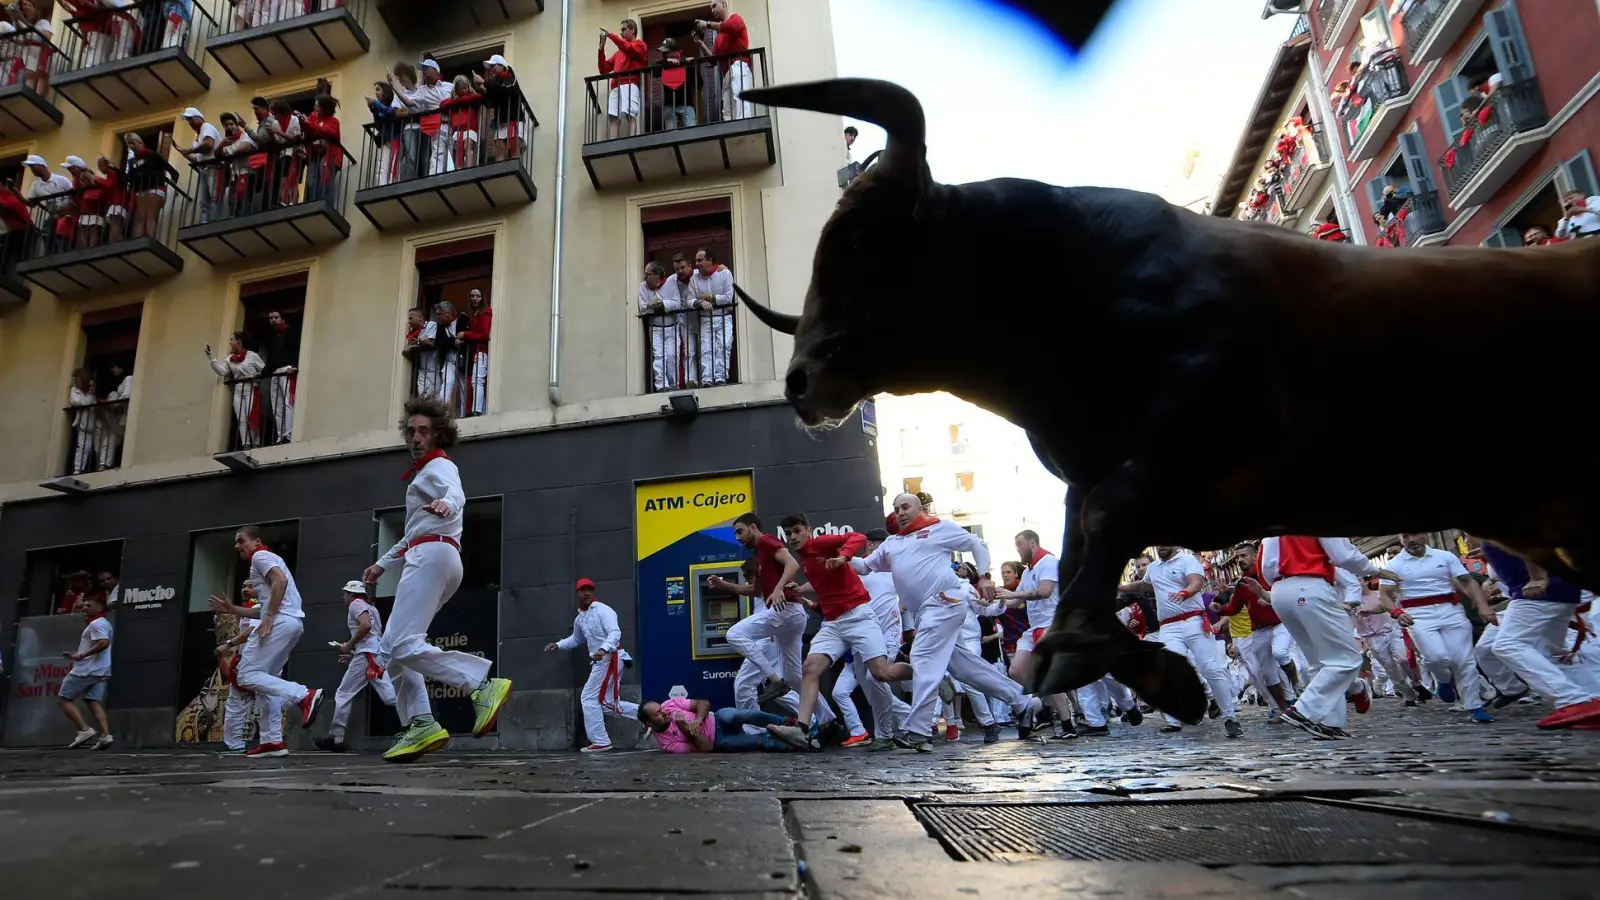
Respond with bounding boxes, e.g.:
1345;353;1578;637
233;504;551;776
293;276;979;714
227;526;326;757
1213;542;1299;722
1132;546;1243;738
261;310;298;443
996;530;1078;739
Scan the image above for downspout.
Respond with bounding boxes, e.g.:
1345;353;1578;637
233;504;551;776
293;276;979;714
547;0;572;406
1305;35;1365;245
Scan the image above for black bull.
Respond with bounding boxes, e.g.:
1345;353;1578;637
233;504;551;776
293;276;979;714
731;78;1600;725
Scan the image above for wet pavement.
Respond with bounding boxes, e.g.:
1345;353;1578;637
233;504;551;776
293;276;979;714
4;696;1599;899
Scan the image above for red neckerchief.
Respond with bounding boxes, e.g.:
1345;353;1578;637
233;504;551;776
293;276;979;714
1002;577;1020;591
84;611;105;624
406;327;421;342
229;350;247;363
273;319;288;334
897;513;939;534
1028;547;1053;569
403;449;450;481
248;543;274;561
274;111;293;134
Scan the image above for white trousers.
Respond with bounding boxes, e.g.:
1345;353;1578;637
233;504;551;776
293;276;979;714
1493;600;1600;708
1362;625;1416;701
726;603;806;687
988;657;1014;723
733;647;801;716
223;683;266;749
834;648;911;737
580;651;640;747
467;351;488;417
328;653;398;741
905;599;1026;737
379;543;490;723
1270;576;1363;728
269;369;294;442
431;126;454;175
697;308;734;386
1236;628;1287;696
231;384;262;449
647;319;690;391
235;615;308;709
722;60;754;120
1404;602;1484;711
1475;623;1527;695
1156;616;1236;725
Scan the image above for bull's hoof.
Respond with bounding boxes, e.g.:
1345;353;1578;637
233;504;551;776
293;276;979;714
1108;642;1207;725
1030;629;1115;696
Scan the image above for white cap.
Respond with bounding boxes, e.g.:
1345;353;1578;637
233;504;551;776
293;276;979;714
61;155;88;169
23;154;47;167
182;106;204;119
419;58;440;71
342;580;367;595
483;54;508;69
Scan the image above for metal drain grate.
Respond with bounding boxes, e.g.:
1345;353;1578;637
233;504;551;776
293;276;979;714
914;799;1600;864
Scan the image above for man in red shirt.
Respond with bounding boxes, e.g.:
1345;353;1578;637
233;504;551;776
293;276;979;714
598;19;648;138
766;514;905;752
1212;542;1297;721
707;513;813;715
697;1;753;121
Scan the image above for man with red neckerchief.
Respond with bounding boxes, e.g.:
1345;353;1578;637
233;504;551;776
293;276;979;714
362;396;511;762
1213;542;1299;722
229;525;325;758
1131;546;1243;739
697;1;753;121
996;530;1085;739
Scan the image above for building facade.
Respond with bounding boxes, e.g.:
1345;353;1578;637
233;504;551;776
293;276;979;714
1214;0;1598;248
0;1;880;749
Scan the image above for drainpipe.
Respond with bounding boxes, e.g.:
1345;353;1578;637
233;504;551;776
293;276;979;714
547;0;572;406
1305;38;1366;245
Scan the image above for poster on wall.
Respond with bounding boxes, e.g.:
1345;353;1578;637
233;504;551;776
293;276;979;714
635;472;757;708
3;615;93;748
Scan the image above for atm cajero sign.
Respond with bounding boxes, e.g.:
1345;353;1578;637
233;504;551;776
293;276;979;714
126;585;176;610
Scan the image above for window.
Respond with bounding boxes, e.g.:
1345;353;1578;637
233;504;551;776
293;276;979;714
21;540;123;618
1488;152;1597;247
218;274;306;450
410;236;494;418
948;424;968;455
425;44;507;87
639;198;737;393
955;472;975;493
902;476;923;495
63;304;141;475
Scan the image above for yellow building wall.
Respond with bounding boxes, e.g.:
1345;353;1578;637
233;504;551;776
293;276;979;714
0;0;843;503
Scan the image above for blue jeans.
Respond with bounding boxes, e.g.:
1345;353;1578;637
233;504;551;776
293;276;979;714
711;707;791;752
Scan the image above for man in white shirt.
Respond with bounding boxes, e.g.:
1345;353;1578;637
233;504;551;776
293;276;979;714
179;107;221;222
25;154;75;252
1132;546;1243;738
58;593;115;750
98;570;120;608
1382;533;1499;723
545;578;641;751
1555;190;1600;239
230;525;324;757
417;301;462;407
393;59;454;176
689;249;736;386
824;528;911;748
995;530;1084;739
638;261;690;392
316;581;399;753
364;396;511;762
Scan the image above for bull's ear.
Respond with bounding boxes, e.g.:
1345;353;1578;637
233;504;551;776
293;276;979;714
742;78;928;187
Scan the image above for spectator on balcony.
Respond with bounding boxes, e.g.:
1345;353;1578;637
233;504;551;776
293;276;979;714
1521;226;1566;247
97;358;130;470
699;1;752;122
693;20;721;124
476;54;521;161
94;154;126;242
25;153;74;251
456;288;491;417
216;112;259;216
67;366;98;476
304;93;342;201
397;59;452;176
639;260;688;392
366;81;406;186
99;569;120;608
657;39;696;132
68;159;103;249
417;300;461;407
668;252;700;385
207;331;265;450
0;178;30;262
262;309;297;444
844;125;857;162
599;19;647;139
402;306;426;396
1555;190;1600;240
1308;220;1348;242
122;133;167;239
65;0;139;69
385;63;434;180
12;7;54;94
179;107;221;222
691;248;735;387
441;75;483;172
159;0;188;49
261;99;305;207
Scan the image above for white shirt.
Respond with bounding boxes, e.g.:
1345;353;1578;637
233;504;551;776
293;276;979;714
189;122;222;161
399;79;452;112
249;549;304;619
378;455;465;569
29;172;76;214
1556;196;1600;239
637;279;685;315
558;601;622;656
852;517;990;614
211;350;264;382
1387;546;1470;601
347;598;383;654
1143;551;1206;623
1019;552;1060;629
420;319;460;362
1334;567;1364;605
105;585;120;607
862;571;901;635
1259;537;1378;584
688;265;735;310
72;617;114;678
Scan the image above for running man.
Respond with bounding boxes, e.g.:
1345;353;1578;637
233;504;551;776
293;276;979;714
317;580;399;752
708;513;808;709
545;578;641;752
362;396;511;762
230;526;325;758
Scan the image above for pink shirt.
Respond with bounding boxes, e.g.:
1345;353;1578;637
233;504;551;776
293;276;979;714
654;698;714;754
1353;587;1397;639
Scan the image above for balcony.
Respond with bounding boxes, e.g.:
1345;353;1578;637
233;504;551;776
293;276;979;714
178;138;355;265
837;160;864;189
1438;78;1551;210
15;165;188;295
1280;126;1332;212
218;372;289;452
640;303;740;394
375;0;542;45
404;330;489;419
207;0;371;83
1399;190;1447;246
581;49;775;190
354;90;537;231
1315;0;1362;50
1338;50;1413;161
62;398;128;476
1402;0;1486;64
52;0;215;119
0;27;66;139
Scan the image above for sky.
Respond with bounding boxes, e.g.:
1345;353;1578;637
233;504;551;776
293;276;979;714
829;0;1295;545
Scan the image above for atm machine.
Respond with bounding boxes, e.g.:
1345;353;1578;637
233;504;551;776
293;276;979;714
688;562;753;659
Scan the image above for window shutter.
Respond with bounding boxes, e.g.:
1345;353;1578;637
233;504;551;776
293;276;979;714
1366;174;1393;216
1485;1;1536;85
1433;77;1467;146
1559;149;1599;198
1398;130;1434;192
1482;227;1519;247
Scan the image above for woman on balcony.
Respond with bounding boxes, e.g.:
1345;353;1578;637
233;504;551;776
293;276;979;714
206;332;265;451
441;76;481;172
95;155;127;243
72;163;105;249
12;4;54;94
67;367;98;476
123;132;167;239
303;93;341;201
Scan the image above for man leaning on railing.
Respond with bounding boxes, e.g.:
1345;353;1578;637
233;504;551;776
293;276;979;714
206;331;266;451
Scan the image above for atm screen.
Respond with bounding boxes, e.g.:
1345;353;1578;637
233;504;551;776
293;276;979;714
691;565;750;658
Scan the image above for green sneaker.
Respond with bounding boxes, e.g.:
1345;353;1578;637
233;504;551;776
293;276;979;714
383;719;450;763
470;678;512;737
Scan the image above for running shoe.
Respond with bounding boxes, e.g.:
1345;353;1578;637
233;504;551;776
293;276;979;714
383;719;450;762
298;689;325;728
840;733;871;748
246;741;289;758
470;677;512;737
68;728;96;749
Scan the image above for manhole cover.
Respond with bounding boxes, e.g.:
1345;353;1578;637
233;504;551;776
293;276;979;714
913;799;1600;864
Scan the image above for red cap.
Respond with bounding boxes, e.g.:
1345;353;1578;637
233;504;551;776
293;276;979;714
575;578;595;590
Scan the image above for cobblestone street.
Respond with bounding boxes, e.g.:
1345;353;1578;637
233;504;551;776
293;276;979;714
5;696;1599;899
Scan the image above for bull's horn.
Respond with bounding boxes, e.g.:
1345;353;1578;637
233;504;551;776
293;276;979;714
735;284;798;335
741;78;926;178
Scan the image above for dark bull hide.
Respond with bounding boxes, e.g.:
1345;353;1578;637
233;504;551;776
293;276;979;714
735;78;1600;725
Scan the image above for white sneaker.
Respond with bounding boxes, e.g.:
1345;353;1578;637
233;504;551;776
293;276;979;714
92;734;114;751
68;728;96;749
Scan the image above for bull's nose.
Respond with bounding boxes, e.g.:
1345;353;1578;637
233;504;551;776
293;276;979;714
784;364;811;406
